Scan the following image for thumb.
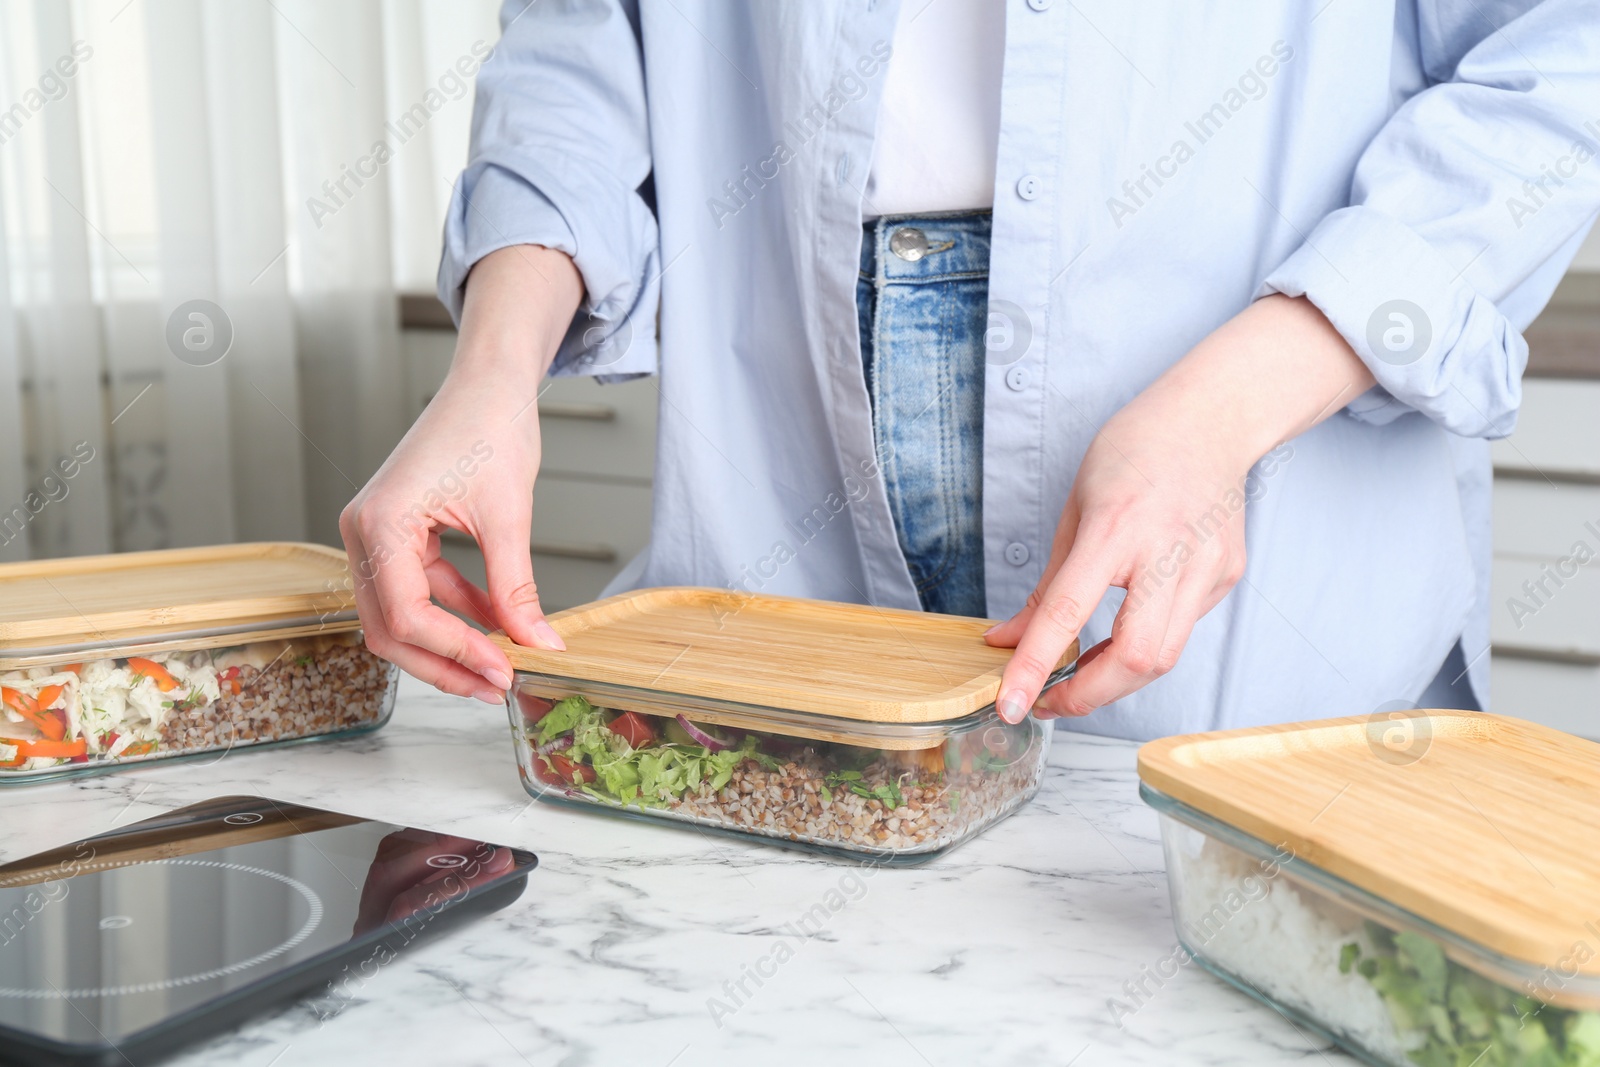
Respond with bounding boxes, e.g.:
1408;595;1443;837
478;503;564;651
983;590;1040;649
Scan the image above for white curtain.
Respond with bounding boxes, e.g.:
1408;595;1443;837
0;0;498;562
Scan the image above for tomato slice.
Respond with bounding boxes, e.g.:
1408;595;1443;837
516;692;554;726
607;711;656;749
549;754;596;785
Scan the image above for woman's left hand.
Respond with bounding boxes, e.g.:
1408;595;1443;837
984;295;1376;723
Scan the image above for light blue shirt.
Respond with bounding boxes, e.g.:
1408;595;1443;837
439;0;1600;740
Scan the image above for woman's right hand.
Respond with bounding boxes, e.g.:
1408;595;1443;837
339;246;583;704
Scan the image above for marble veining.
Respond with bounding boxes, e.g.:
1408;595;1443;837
0;676;1358;1065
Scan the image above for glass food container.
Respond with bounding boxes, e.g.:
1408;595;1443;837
1138;712;1600;1067
0;543;397;783
499;588;1078;863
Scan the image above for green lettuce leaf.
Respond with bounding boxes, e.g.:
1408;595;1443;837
1346;923;1600;1067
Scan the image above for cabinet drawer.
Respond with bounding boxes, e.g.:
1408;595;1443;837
530;476;652;561
1492;379;1600;481
537;376;656;482
1490;556;1600;660
1490;655;1600;739
1492;480;1600;557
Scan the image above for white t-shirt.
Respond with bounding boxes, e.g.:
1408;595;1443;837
863;0;1005;219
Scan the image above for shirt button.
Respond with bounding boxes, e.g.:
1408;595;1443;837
1027;0;1052;10
1016;174;1042;201
1005;365;1028;391
1005;542;1030;566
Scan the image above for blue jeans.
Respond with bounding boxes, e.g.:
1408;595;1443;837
857;212;990;618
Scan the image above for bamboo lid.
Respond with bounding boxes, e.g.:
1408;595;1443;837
1138;712;1600;976
0;542;356;652
492;587;1078;724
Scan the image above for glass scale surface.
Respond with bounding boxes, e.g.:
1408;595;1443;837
0;796;535;1065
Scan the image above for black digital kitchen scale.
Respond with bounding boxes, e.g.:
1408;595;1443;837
0;796;536;1066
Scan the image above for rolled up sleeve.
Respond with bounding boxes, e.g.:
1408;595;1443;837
438;0;659;381
1259;0;1600;438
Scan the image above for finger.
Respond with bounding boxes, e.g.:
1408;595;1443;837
360;589;503;701
995;536;1120;723
424;555;496;630
1149;570;1226;683
344;530;500;703
477;500;563;651
984;502;1083;649
1038;555;1179;717
353;515;515;697
1035;638;1110;719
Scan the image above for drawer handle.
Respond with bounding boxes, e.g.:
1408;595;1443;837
439;528;619;565
1493;643;1600;667
1493;466;1600;487
538;402;616;422
530;539;618;563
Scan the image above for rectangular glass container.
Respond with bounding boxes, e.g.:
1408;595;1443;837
508;673;1060;862
1;626;396;782
1145;785;1600;1067
494;586;1078;864
1;544;397;783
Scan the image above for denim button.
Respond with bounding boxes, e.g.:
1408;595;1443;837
1027;0;1052;10
1005;365;1028;391
889;227;929;261
1016;175;1042;201
1005;542;1030;566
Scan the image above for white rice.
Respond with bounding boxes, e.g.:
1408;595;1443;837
1165;824;1422;1065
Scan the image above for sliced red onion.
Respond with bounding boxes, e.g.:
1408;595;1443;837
535;735;573;757
675;715;733;752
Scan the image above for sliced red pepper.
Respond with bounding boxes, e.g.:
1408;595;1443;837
126;657;180;692
607;711;656;749
217;666;244;696
60;663;83;675
1;687;35;717
1;687;66;741
4;736;88;760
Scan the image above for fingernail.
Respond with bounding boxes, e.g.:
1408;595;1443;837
532;619;566;651
997;688;1029;724
484;666;512;691
982;622;1001;636
473;687;505;705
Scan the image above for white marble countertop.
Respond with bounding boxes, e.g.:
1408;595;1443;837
0;676;1354;1066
